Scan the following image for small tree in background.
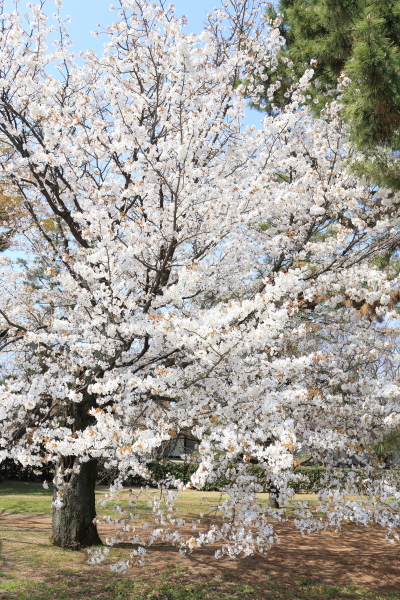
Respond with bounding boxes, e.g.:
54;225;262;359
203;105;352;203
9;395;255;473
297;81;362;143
0;188;20;251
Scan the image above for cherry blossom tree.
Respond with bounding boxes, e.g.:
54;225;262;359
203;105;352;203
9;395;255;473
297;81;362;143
0;0;399;559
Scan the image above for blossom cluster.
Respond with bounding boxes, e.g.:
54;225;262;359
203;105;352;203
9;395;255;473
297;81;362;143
0;0;399;564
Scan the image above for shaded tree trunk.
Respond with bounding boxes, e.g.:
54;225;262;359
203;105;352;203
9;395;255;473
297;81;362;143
52;457;102;549
52;389;102;549
268;484;280;509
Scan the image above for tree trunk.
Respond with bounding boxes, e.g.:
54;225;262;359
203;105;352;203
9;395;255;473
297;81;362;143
52;457;102;549
268;484;280;509
52;388;102;549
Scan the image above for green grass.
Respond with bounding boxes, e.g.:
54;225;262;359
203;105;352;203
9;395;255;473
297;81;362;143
0;574;399;600
0;481;150;517
0;481;52;515
0;480;225;517
0;481;54;496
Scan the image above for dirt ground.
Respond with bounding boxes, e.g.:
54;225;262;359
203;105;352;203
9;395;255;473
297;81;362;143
1;511;399;597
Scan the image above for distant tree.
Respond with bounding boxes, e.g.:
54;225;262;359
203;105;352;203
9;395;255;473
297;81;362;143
0;189;19;251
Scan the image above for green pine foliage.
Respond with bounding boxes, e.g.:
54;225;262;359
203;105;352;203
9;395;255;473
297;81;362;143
256;1;400;188
342;1;400;150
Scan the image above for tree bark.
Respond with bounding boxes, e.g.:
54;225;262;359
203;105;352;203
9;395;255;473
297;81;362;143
51;388;103;548
52;457;102;549
268;484;280;509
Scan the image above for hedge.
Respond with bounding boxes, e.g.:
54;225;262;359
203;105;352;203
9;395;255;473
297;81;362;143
95;462;400;494
2;458;392;495
0;457;324;492
0;458;55;483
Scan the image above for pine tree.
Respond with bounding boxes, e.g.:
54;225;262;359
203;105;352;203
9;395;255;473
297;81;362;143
257;0;400;188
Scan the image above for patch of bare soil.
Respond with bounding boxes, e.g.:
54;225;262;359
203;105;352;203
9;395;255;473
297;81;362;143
269;521;400;591
1;512;399;595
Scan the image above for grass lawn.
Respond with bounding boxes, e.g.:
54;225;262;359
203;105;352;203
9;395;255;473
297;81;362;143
0;481;399;600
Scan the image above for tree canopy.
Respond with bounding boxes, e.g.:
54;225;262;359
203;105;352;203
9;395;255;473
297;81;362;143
0;0;399;565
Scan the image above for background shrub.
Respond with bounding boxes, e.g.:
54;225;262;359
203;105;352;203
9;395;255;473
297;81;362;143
1;458;394;495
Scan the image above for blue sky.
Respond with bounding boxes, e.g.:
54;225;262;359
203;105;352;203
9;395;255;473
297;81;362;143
4;1;235;51
62;0;263;127
62;0;219;47
5;0;264;127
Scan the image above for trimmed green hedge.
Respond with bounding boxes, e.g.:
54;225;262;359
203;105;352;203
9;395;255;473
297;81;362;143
97;460;326;493
293;466;325;492
0;458;54;483
4;458;391;496
249;464;325;494
0;457;325;493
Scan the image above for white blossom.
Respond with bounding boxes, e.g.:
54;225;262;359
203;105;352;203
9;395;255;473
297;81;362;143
0;0;399;565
